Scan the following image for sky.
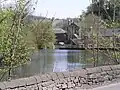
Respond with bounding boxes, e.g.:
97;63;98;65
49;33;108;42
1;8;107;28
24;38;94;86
33;0;90;19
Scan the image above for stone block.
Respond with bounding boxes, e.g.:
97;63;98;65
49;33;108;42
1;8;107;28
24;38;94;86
100;71;107;76
114;65;120;70
110;65;120;71
70;77;75;81
56;72;64;79
18;87;27;90
14;88;19;90
72;71;80;77
77;82;82;87
34;75;42;83
88;74;97;79
95;67;103;73
63;78;68;83
26;76;37;85
58;79;67;84
62;72;70;78
48;87;53;90
41;80;54;87
47;83;56;88
86;67;100;74
32;84;39;90
46;73;52;80
42;87;47;90
106;71;113;75
0;82;6;89
56;84;62;88
115;70;120;75
52;87;59;90
54;79;60;84
40;74;49;82
115;75;120;78
73;78;79;83
15;78;27;87
81;84;91;89
26;85;32;90
49;73;58;80
37;84;42;89
76;70;87;78
69;72;75;77
95;73;101;78
61;83;67;89
67;82;75;88
101;66;111;72
68;88;74;90
67;78;71;82
79;77;87;84
4;78;27;89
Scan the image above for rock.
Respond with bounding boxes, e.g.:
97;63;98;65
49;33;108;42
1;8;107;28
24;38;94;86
61;83;67;89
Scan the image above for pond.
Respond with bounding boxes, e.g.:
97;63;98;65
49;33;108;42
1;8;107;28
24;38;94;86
0;49;115;80
11;49;112;79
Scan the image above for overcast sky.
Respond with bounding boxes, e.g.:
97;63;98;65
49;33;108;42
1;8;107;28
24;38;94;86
33;0;90;19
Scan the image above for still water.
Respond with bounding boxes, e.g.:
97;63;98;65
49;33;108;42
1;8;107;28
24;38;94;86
10;49;111;79
13;49;85;78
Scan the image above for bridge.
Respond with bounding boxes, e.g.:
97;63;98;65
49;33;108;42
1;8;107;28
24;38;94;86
1;65;120;90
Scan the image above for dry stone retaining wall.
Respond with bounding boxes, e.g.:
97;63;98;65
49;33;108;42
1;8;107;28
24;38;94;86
1;65;120;90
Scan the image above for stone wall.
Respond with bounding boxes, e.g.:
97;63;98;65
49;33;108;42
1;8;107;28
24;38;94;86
1;65;120;90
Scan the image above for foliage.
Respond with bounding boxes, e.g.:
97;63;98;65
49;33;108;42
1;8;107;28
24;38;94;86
86;0;120;24
31;20;56;49
80;13;120;65
0;0;34;78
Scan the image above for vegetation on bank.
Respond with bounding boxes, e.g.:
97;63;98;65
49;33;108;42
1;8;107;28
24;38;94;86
0;0;56;80
0;0;32;78
79;0;120;66
30;20;56;49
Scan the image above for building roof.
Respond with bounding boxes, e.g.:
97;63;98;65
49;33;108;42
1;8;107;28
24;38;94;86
53;28;66;34
99;28;120;36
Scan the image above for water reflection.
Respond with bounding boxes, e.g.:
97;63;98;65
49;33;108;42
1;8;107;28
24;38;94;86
13;49;87;78
11;49;112;79
53;50;68;72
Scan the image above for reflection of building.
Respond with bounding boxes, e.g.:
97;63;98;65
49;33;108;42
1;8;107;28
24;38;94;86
67;50;84;71
53;50;68;72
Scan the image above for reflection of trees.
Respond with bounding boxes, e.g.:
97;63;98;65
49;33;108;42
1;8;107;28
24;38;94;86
12;50;55;78
67;50;82;70
80;50;116;67
66;50;105;69
67;50;80;63
80;50;94;68
43;50;55;72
